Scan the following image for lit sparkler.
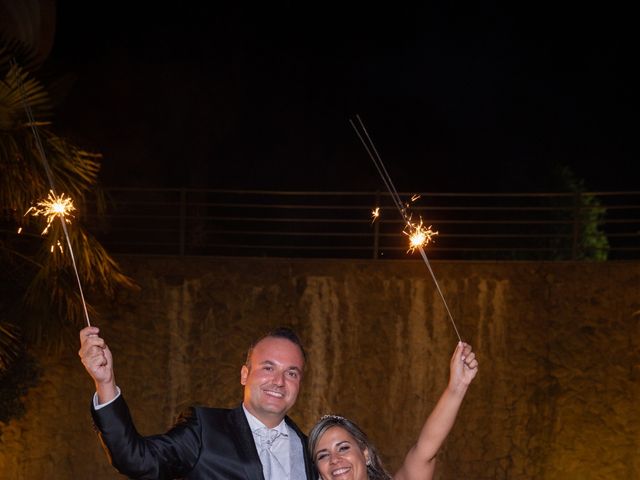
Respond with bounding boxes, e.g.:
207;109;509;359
371;207;380;223
350;114;462;342
26;190;75;235
404;217;438;253
15;61;91;327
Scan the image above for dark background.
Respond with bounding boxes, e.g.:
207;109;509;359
46;3;637;192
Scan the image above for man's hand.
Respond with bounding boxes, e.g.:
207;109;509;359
78;326;118;403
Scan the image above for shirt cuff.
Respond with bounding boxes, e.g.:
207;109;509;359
93;386;121;410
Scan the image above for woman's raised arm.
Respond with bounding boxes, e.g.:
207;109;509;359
394;342;478;480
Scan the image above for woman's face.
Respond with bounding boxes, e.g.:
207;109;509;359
313;425;369;480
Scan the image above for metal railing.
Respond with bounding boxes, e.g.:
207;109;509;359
83;189;640;260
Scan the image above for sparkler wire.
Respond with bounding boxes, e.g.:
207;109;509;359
13;60;91;327
350;115;462;342
349;117;406;217
416;247;462;341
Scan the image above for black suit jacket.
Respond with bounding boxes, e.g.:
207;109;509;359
91;395;316;480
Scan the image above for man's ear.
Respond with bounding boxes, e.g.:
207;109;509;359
240;365;249;386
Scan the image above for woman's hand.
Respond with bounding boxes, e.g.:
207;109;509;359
448;342;478;393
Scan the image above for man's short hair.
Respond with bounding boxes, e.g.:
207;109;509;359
245;327;307;367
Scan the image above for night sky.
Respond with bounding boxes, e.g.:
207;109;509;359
46;3;637;193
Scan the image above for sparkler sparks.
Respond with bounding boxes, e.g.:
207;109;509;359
371;207;380;223
26;190;75;235
50;240;63;254
404;218;438;253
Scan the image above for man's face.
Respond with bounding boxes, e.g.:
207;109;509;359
241;336;304;427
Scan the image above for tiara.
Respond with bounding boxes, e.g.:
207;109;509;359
319;414;347;422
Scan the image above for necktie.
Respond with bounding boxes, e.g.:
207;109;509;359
256;427;287;479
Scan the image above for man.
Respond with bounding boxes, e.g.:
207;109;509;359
79;325;315;479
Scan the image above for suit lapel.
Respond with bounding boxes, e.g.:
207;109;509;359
228;405;265;480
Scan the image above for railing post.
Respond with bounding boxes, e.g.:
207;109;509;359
373;190;380;259
179;188;186;256
572;191;581;260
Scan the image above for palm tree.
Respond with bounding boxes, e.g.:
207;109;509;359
0;5;135;373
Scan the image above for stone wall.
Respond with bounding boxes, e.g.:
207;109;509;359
0;257;638;479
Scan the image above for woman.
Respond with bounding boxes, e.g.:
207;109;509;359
309;342;478;480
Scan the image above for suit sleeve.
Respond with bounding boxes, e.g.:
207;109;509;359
91;394;202;479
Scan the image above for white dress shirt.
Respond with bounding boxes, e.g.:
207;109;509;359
243;404;292;479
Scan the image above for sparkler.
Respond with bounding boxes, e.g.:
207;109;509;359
14;61;92;327
25;190;76;235
350;114;462;342
404;217;438;254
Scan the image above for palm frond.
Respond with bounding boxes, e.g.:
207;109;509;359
0;58;137;365
44;132;102;193
0;322;20;370
0;63;52;129
22;264;98;347
0;35;38;76
1;63;55;219
21;220;137;344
